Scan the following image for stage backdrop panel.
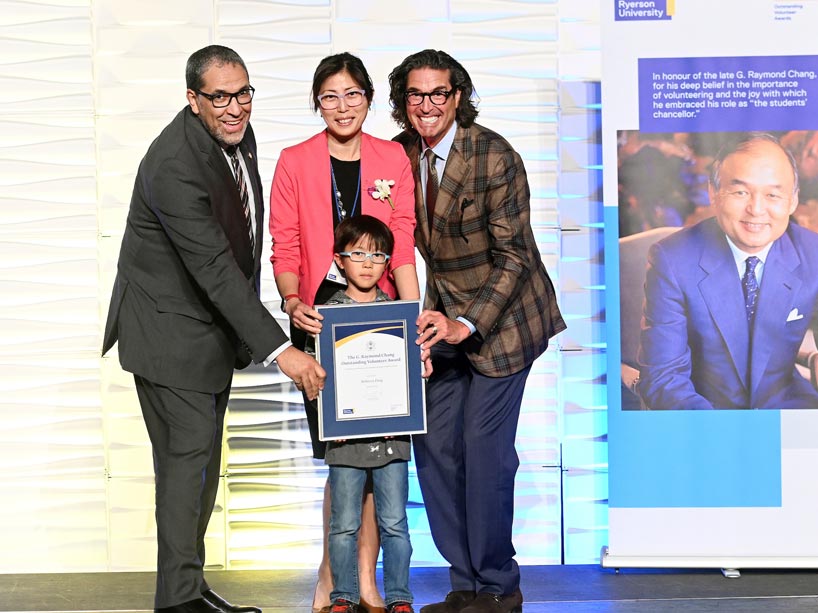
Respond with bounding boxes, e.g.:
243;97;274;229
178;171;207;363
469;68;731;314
602;0;818;569
1;0;609;572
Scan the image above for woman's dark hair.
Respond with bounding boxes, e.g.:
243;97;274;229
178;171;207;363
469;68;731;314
333;215;394;256
186;45;247;91
311;52;374;112
388;49;479;130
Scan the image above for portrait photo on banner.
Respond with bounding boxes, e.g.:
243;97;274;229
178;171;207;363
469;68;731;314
617;129;818;410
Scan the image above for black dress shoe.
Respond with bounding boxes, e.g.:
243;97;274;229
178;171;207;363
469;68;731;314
419;591;476;613
460;588;523;613
156;597;223;613
202;589;262;613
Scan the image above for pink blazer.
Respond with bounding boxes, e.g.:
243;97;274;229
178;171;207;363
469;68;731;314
269;130;417;307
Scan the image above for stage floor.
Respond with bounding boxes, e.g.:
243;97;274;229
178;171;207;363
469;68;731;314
2;565;818;613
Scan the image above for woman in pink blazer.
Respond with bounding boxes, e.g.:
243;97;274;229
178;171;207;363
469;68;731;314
269;53;419;613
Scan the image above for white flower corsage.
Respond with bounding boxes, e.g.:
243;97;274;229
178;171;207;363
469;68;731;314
368;179;395;209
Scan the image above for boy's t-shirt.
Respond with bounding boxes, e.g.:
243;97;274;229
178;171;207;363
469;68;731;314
322;288;412;468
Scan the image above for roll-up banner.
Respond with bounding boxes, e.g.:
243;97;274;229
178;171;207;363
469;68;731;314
603;0;818;568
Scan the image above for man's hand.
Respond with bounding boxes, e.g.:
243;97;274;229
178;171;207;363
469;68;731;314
416;309;471;349
421;344;434;378
275;346;326;400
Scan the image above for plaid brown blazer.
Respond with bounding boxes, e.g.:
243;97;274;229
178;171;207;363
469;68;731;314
395;123;566;377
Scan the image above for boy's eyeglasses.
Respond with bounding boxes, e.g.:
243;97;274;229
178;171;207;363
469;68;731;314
338;251;390;264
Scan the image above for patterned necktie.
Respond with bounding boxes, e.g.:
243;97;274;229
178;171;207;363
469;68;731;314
424;148;439;234
228;147;254;253
742;256;761;324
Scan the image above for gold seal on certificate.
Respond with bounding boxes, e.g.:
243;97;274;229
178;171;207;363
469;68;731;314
315;300;427;440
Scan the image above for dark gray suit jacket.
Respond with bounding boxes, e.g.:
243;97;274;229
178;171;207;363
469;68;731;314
102;106;288;393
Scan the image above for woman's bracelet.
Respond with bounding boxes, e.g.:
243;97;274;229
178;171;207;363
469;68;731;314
280;293;300;313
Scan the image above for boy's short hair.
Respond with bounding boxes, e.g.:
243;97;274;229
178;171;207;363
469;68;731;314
334;215;394;255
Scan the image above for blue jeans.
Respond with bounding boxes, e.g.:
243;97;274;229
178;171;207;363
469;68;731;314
328;460;413;605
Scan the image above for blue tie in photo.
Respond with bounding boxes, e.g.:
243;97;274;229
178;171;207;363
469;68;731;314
742;255;760;323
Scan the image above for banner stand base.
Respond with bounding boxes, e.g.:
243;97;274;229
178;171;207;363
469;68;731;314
601;546;818;571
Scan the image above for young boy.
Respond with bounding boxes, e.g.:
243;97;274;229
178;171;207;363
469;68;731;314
324;215;415;613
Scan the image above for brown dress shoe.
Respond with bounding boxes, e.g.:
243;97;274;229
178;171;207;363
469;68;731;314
419;591;476;613
460;588;523;613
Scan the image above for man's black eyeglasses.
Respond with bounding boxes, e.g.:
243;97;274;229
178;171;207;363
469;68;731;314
195;86;255;108
405;90;453;106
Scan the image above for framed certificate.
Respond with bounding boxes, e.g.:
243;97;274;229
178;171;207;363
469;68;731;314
315;300;426;440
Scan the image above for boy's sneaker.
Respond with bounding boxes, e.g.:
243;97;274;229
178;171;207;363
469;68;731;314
387;603;415;613
330;600;363;613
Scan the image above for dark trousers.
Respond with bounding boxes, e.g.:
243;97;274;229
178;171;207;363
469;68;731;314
134;374;231;608
413;342;530;596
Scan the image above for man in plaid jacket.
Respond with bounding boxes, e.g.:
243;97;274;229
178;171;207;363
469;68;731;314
389;50;566;613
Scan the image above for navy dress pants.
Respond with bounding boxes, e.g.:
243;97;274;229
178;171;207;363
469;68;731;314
413;341;531;596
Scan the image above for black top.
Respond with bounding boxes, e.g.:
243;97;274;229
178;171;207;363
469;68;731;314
330;156;361;225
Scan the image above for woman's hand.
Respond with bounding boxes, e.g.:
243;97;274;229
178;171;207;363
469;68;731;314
285;298;324;335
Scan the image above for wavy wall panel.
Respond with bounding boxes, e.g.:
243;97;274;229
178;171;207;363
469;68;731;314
94;0;215;572
0;0;606;573
1;0;104;572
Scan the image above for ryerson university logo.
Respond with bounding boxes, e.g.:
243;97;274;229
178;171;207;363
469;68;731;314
615;0;674;21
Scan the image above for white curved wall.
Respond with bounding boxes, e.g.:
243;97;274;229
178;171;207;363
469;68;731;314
0;0;604;572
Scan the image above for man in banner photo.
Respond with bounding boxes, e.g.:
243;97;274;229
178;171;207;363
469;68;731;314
637;132;818;410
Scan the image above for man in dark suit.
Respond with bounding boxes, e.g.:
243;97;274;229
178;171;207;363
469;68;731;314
637;133;818;409
388;50;566;613
102;45;325;613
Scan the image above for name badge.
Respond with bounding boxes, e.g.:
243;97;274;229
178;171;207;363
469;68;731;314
325;260;347;286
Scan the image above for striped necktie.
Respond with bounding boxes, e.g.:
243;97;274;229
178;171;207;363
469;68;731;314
227;147;254;253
